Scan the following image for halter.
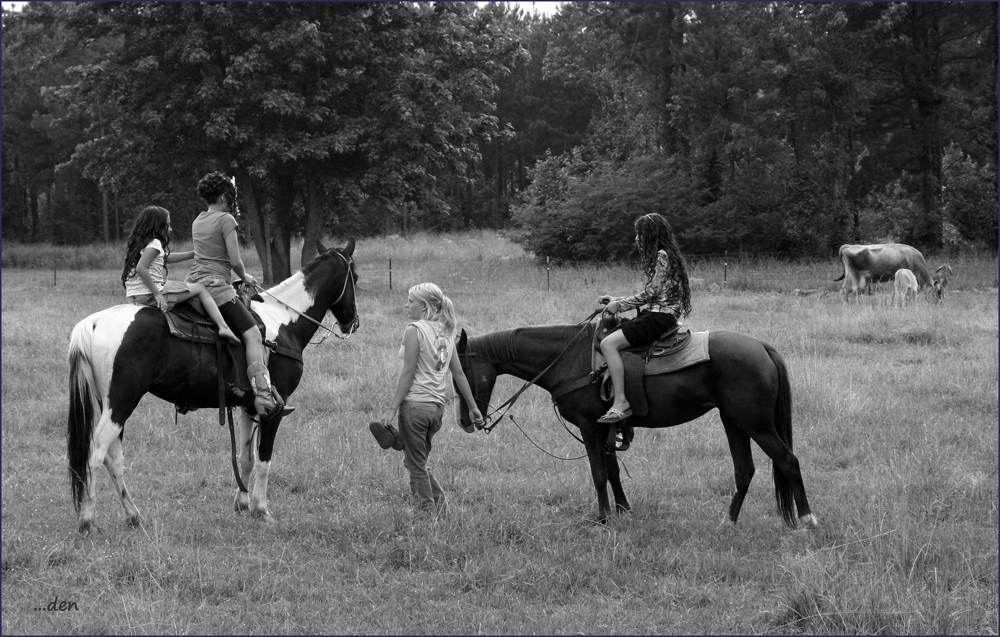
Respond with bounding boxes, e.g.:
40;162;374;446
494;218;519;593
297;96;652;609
250;250;359;341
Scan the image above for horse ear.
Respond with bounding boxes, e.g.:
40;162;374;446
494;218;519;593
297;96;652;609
342;237;355;259
316;239;329;254
458;329;468;351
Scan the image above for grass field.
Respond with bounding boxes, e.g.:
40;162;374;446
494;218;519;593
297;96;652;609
2;233;997;635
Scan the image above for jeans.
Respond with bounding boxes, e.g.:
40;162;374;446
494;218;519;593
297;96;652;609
398;401;447;516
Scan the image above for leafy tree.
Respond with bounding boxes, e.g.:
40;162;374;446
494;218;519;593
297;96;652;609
45;1;522;281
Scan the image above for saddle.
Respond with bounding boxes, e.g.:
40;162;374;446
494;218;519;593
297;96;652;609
593;311;710;418
163;300;262;413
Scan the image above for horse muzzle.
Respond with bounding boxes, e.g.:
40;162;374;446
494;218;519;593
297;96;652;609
338;315;360;337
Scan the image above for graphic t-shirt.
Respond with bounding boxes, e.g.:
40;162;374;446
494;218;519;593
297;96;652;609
399;319;454;405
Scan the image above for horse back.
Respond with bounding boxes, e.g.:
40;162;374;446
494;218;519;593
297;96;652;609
106;305;248;410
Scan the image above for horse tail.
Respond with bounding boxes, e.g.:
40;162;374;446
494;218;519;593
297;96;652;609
68;318;101;512
766;343;797;528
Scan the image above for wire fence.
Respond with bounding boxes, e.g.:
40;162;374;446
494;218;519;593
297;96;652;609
356;252;850;296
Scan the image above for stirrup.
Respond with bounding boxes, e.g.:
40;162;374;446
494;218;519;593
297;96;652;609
255;387;294;420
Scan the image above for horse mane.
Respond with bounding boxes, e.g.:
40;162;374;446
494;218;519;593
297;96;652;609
266;270;306;300
470;328;519;363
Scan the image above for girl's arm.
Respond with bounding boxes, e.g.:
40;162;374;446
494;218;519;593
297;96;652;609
135;247;167;310
381;326;420;426
449;348;484;425
164;250;194;263
615;251;669;312
224;226;255;285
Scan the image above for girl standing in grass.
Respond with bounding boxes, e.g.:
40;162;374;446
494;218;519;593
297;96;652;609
596;212;692;449
370;282;484;520
121;205;240;345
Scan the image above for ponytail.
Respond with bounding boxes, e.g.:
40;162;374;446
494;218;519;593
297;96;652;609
409;282;456;337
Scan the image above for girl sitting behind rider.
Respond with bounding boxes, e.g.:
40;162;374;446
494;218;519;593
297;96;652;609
121;205;240;345
186;172;291;419
596;213;692;441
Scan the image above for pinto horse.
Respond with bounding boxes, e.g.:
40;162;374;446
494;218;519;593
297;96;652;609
455;322;819;529
67;240;359;534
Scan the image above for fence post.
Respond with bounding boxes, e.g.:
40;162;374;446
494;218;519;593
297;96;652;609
723;251;727;289
53;261;57;286
546;256;550;292
389;257;392;291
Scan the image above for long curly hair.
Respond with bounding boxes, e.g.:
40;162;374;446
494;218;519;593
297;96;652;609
197;171;236;205
635;213;692;317
121;206;171;289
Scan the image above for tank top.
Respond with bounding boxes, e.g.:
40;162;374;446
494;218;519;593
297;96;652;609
399;319;454;405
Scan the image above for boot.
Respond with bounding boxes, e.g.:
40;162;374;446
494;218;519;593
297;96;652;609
248;361;294;419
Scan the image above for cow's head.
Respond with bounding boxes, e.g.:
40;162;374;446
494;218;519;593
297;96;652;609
932;264;953;300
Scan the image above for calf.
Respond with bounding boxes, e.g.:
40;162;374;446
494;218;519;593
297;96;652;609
932;264;953;301
893;268;918;308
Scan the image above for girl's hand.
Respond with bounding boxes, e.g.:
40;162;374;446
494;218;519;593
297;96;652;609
241;273;257;288
470;406;485;429
380;407;397;428
605;301;619;314
154;293;168;312
597;295;613;305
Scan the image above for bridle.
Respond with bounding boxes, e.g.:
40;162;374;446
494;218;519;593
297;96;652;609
459;309;600;433
250;250;359;342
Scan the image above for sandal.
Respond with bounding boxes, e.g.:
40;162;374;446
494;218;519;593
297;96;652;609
369;421;403;451
597;406;632;424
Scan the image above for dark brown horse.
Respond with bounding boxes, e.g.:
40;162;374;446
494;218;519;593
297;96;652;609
455;321;819;528
67;240;359;534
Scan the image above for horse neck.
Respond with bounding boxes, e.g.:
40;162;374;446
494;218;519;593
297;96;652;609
493;325;592;391
258;272;325;342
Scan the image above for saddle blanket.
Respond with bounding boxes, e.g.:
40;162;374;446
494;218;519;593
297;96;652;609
636;330;710;375
601;330;711;418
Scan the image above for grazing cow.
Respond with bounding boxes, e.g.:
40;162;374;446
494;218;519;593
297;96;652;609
893;268;918;308
834;243;934;302
932;264;953;301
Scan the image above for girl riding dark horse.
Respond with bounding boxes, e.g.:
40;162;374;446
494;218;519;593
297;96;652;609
67;240;359;535
455;321;819;529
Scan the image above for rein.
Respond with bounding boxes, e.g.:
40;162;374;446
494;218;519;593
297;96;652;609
469;309;599;434
250;251;358;342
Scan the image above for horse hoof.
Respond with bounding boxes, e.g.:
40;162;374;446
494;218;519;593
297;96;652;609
77;521;99;536
251;510;276;524
798;513;819;529
234;493;250;513
126;515;142;528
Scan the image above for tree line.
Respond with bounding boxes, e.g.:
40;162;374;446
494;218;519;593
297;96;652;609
2;2;996;281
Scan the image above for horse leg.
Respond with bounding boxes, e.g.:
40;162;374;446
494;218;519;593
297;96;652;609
720;417;754;525
233;410;254;514
250;413;282;523
583;429;614;523
605;444;631;514
78;410;124;535
750;431;818;529
103;433;141;527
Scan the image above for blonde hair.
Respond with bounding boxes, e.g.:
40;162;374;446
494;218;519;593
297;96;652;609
409;282;456;337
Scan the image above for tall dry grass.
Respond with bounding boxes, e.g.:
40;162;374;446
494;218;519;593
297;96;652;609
2;234;997;635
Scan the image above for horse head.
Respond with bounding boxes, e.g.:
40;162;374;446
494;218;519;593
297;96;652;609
456;328;499;430
313;238;360;337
